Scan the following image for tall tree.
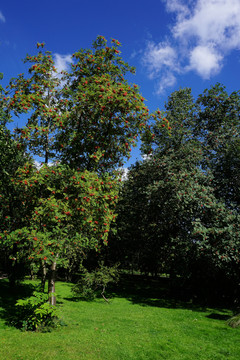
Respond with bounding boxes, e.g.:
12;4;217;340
1;37;151;303
7;37;149;169
195;83;240;210
0;73;29;280
112;87;240;296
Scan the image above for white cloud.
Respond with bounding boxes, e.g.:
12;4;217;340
172;0;240;51
54;54;72;74
34;160;56;169
143;41;177;79
143;0;240;93
0;11;6;23
34;160;42;169
118;167;129;180
142;41;179;93
188;45;223;79
164;0;191;19
142;153;153;161
156;72;177;94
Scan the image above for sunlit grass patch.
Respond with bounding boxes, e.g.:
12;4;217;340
0;278;239;360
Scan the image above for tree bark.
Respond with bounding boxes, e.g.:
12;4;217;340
41;261;47;292
48;258;57;306
101;286;109;303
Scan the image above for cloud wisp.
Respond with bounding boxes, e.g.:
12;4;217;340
0;10;6;23
142;0;240;93
54;53;73;75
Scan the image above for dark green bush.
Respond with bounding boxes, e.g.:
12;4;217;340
14;291;59;331
72;263;119;302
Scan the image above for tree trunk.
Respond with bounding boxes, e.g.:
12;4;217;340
48;259;57;306
101;286;109;303
41;261;47;292
30;267;35;280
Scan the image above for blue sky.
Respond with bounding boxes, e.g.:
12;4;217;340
1;0;240;166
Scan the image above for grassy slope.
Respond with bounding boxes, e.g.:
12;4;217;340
0;278;239;360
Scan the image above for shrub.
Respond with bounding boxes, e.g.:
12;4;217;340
72;263;119;302
227;313;240;328
14;291;59;331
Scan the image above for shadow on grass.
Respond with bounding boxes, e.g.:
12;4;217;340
206;313;231;321
0;279;36;328
65;273;237;317
0;275;236;328
107;275;208;311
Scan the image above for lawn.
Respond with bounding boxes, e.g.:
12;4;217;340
0;276;239;360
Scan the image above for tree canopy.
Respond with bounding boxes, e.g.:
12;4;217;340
1;36;240;312
0;36;152;304
109;85;240;297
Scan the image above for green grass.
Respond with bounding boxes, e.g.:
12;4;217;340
0;276;239;360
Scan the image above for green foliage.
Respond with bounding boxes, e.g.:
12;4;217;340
111;86;240;292
227;313;240;328
1;163;119;270
72;263;119;301
0;36;149;307
14;291;59;331
6;36;150;170
195;83;240;209
0;80;29;278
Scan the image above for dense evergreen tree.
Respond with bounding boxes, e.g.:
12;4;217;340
110;86;240;299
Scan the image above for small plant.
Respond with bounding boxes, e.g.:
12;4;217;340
14;291;59;331
227;313;240;328
72;263;119;302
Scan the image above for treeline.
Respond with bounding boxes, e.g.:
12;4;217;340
107;85;240;301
